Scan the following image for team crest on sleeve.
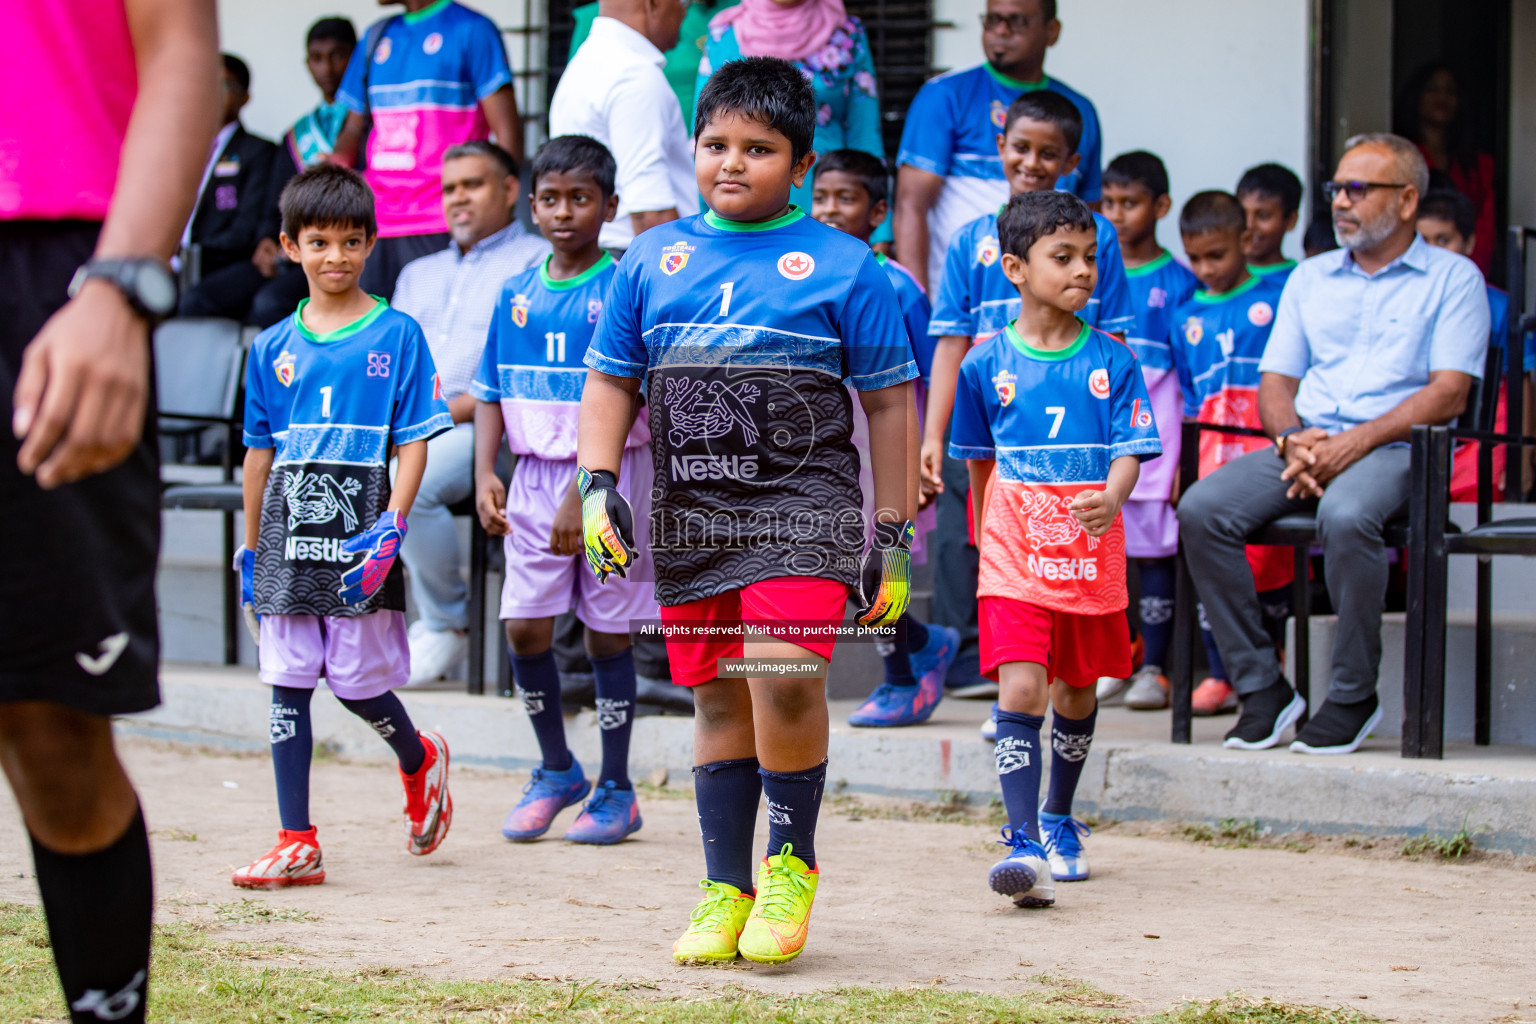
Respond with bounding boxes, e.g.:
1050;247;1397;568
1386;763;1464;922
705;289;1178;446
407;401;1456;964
1088;368;1111;399
660;241;694;275
1182;316;1204;345
976;236;1000;267
1130;397;1153;428
992;369;1017;406
511;293;531;327
373;37;392;63
777;251;815;280
989;99;1007;129
273;350;296;387
1248;301;1274;327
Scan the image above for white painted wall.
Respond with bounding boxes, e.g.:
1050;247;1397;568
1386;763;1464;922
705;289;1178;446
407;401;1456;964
931;0;1311;260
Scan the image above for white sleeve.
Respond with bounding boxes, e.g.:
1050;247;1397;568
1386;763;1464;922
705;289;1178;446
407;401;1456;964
603;68;688;215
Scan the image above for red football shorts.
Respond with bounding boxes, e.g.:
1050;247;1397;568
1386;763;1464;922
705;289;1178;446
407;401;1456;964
978;596;1132;688
658;576;850;687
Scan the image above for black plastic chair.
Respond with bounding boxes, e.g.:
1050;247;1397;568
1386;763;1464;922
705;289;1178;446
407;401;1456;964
156;318;248;665
1169;350;1496;745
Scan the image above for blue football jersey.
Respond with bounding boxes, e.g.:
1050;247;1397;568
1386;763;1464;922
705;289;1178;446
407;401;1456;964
472;253;649;461
244;300;452;616
586;206;918;605
876;252;935;382
949;322;1160;615
1249;259;1297;286
1123;251;1198;504
928;208;1135;343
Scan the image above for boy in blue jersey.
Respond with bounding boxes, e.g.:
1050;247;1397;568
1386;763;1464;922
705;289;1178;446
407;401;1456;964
579;58;919;965
1237;163;1303;283
471;136;657;844
1168;192;1293;724
811;148;961;728
922;89;1133;716
234;165;456;889
1418;187;1526;501
950;191;1160;905
1098;151;1198;712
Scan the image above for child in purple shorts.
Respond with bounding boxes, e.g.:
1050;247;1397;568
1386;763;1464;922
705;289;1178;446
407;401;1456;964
472;136;657;845
233;165;456;889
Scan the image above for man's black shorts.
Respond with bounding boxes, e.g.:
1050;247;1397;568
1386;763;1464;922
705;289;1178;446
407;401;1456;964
0;221;160;716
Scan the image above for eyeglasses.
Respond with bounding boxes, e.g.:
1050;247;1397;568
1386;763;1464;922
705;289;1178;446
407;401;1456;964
980;12;1037;32
1323;180;1409;203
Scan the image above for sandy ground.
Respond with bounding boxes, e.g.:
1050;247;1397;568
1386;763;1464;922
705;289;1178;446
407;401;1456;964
2;739;1534;1024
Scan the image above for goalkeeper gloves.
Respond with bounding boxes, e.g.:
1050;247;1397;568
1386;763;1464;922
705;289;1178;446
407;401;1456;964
233;545;260;644
577;466;637;583
854;519;914;628
338;510;407;605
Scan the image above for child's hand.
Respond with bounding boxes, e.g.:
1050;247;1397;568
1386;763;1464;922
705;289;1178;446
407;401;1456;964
919;436;946;495
476;473;509;536
550;482;582;556
233;545;260;643
577;467;637;583
1068;488;1121;537
337;511;407;605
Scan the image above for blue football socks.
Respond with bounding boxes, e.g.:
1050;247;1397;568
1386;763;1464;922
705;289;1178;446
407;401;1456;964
1043;705;1097;816
760;761;827;868
1138;557;1176;670
269;686;314;831
336;692;425;775
590;648;636;789
512;649;572;772
693;758;762;893
994;710;1046;842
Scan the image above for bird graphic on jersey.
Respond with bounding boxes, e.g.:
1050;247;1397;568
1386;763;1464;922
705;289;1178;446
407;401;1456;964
1022;492;1100;552
665;377;760;449
284;471;362;532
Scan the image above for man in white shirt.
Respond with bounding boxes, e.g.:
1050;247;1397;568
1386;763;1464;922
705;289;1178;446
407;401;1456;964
550;0;693;251
392;141;550;684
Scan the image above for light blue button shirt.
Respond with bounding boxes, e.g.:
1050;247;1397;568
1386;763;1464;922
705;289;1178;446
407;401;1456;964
1259;234;1489;434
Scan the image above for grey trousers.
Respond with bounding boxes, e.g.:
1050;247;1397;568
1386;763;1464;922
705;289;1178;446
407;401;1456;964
1176;444;1411;704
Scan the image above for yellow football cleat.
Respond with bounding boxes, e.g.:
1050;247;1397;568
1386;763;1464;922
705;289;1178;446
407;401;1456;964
737;844;819;964
672;879;755;964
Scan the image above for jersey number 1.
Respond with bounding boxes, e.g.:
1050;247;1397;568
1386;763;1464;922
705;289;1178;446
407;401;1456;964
718;282;734;317
320;386;333;418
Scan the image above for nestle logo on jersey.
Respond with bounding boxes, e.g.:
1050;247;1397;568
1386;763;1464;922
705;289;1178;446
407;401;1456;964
285;536;352;562
670;454;759;481
1028;553;1098;581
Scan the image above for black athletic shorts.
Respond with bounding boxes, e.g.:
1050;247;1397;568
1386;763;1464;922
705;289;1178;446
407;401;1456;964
0;220;160;716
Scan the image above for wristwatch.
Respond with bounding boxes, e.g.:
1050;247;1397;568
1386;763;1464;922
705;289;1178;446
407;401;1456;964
68;256;179;323
1275;426;1303;457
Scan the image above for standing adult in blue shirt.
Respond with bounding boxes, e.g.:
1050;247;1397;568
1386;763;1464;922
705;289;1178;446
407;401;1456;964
893;0;1102;294
1178;134;1489;756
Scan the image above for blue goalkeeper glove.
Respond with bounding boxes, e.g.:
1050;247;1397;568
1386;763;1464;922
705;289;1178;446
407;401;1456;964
338;510;407;605
233;545;260;644
577;466;637;583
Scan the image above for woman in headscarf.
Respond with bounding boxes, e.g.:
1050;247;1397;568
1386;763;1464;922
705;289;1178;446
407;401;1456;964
694;0;891;245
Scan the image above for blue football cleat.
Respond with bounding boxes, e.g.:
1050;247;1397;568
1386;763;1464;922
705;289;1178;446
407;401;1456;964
501;760;590;841
564;780;643;845
988;826;1054;907
1039;811;1091;881
847;623;959;727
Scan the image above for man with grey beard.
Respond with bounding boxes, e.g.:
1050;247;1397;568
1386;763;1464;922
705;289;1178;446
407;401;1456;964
1177;133;1488;755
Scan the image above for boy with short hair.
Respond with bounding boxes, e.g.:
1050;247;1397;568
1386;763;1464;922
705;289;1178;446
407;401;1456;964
1236;162;1303;282
234;164;456;888
579;58;919;965
950;190;1160;906
922;88;1135;726
1168;191;1293;725
812;148;961;728
1097;151;1198;712
472;135;656;844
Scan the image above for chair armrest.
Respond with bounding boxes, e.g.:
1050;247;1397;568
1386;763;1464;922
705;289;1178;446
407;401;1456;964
1446;427;1536;448
1178;420;1272;486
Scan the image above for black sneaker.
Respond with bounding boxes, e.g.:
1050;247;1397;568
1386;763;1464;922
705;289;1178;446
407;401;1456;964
1222;678;1306;750
1290;695;1382;754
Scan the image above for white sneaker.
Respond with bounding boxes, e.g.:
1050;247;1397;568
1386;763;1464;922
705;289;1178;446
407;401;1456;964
1123;667;1170;710
406;624;468;686
1096;675;1131;703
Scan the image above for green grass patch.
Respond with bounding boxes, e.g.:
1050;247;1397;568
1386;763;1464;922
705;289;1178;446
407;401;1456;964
0;903;1379;1023
213;898;324;925
1400;819;1485;861
1177;819;1266;849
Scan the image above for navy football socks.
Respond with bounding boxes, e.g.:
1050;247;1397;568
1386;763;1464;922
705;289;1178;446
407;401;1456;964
1043;705;1097;816
337;692;426;775
590;648;636;789
760;761;827;868
693;758;762;893
994;710;1046;842
1138;557;1176;670
512;650;573;772
879;615;932;689
269;686;314;831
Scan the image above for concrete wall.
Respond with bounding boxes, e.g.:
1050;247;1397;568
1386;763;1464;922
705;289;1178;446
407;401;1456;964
931;0;1311;260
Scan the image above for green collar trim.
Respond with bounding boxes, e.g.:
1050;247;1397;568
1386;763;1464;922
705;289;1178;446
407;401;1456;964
540;251;614;291
873;251;888;266
293;296;388;342
1004;318;1089;361
1250;259;1298;276
1193;274;1261;304
703;205;805;232
404;0;452;24
1124;250;1173;278
984;63;1049;92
